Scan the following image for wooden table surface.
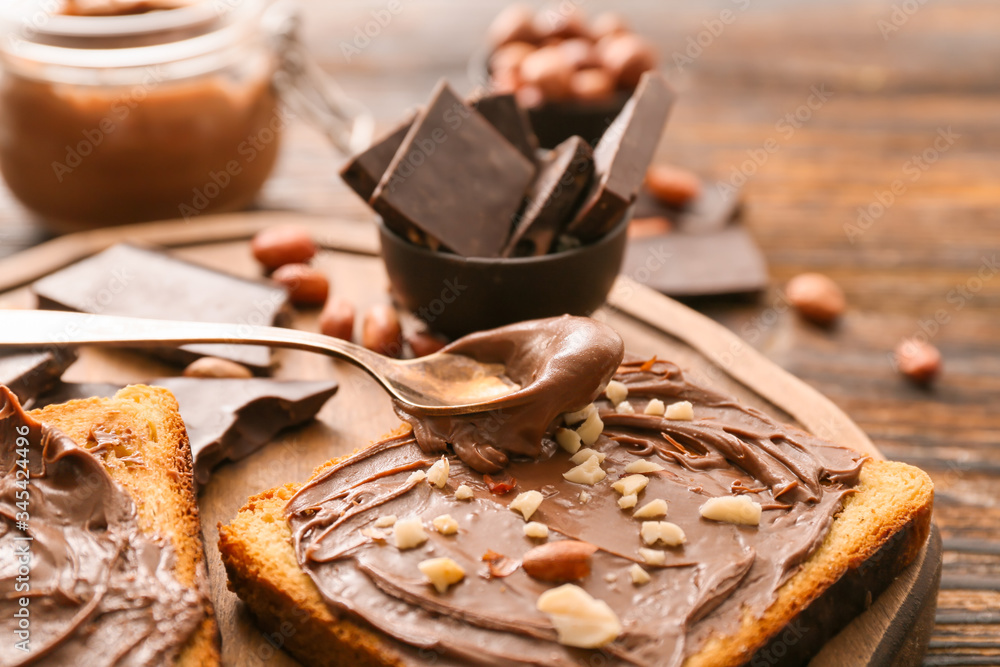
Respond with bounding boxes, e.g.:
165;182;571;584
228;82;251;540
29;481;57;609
1;1;998;665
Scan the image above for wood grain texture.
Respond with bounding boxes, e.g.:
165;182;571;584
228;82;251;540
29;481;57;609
0;1;997;664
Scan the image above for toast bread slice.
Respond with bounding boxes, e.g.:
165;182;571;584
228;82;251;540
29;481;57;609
30;385;220;667
219;441;932;667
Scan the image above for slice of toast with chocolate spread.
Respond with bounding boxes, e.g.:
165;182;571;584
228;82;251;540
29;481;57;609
219;361;932;667
12;385;220;666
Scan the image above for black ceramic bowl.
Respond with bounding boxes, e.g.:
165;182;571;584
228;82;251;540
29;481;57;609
527;93;630;149
378;211;630;338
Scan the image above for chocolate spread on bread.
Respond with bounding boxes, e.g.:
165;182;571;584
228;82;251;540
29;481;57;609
0;387;205;665
285;318;865;666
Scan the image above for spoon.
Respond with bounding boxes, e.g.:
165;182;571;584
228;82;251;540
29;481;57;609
0;311;521;416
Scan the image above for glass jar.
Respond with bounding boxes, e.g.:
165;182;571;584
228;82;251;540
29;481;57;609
0;0;286;229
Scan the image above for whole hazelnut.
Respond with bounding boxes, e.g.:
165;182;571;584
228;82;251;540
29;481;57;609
362;304;403;358
559;38;601;71
407;331;449;357
319;295;355;341
272;263;330;306
533;5;588;41
251;225;317;270
491;68;521;95
590;12;629;40
600;34;657;89
645;165;702;206
519;45;573;100
894;339;941;383
628;216;672;240
569;68;615;102
487;4;539;47
183;357;253;379
489;41;535;76
515;84;545;109
785;273;846;325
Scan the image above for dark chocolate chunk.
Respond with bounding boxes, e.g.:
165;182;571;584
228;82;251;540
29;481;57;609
622;226;768;297
31;243;290;373
567;72;675;242
339;114;415;202
634;183;743;234
0;348;77;405
470;93;538;162
502;137;594;257
38;378;338;486
370;81;536;258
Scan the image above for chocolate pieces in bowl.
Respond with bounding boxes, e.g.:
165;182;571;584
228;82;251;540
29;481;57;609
342;72;675;335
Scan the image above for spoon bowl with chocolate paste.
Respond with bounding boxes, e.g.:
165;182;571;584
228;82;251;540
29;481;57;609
0;312;623;431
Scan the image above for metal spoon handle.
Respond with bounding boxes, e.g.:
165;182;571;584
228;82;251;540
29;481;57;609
0;310;393;385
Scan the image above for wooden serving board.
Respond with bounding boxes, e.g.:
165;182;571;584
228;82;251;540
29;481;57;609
0;212;941;667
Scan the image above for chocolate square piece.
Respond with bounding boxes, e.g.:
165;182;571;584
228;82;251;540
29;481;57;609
623;226;768;297
502;136;594;257
371;81;536;257
339;115;415;202
0;348;77;405
471;93;538;162
31;244;290;372
38;378;338;486
567;72;675;241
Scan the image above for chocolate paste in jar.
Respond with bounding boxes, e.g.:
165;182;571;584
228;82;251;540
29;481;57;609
0;0;282;229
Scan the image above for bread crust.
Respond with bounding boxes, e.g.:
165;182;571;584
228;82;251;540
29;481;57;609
31;384;220;667
219;450;933;667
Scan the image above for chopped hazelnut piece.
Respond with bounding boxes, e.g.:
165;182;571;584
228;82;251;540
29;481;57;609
624;459;663;474
523;521;549;539
454;484;474;500
563;403;596;425
700;495;763;526
360;527;386;541
569;448;606;465
374;515;397;528
418;557;465;593
664;401;694;421
536;584;622;648
407;470;427;484
615;400;635;415
630;564;651;585
638;548;667;566
575;409;604;445
617;493;638;509
640;521;686;547
426;456;450;488
611;474;649;497
510;490;544;520
633;499;668;519
604;380;628;406
555;427;583;454
644;399;666;416
432;514;459;535
563;455;606;485
394;517;428;549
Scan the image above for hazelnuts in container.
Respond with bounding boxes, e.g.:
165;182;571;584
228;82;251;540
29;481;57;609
485;4;658;148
